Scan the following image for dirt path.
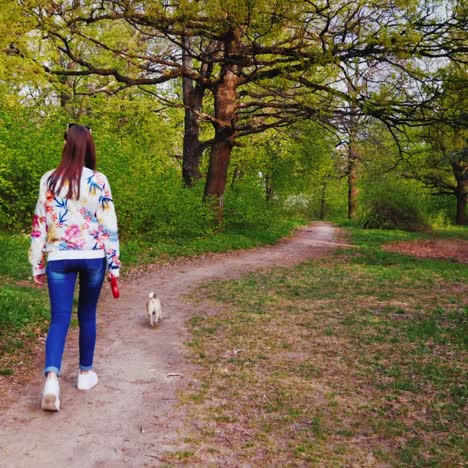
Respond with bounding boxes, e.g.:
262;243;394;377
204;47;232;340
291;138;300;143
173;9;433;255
0;222;343;467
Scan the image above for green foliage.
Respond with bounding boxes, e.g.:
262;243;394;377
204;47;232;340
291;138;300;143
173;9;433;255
224;175;277;229
0;103;65;231
226;123;347;220
0;87;310;280
385;64;467;225
119;173;215;240
358;178;430;231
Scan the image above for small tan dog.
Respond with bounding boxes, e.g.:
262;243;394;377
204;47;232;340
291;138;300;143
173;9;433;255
146;292;162;326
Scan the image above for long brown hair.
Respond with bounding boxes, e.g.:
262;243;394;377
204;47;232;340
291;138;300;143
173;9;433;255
48;124;96;199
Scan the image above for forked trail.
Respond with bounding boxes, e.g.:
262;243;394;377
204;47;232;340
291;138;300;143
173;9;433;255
0;222;342;467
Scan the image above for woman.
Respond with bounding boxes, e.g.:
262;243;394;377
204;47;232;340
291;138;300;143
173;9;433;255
29;123;121;411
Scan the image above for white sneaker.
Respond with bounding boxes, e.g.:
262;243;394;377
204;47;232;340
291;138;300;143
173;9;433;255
41;378;60;411
77;370;98;390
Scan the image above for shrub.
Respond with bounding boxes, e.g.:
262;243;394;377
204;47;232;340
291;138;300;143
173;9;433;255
359;179;430;231
224;176;279;229
118;173;215;240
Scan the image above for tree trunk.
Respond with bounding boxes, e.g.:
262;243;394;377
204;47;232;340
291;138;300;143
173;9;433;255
265;173;273;202
203;29;241;221
204;135;233;221
319;182;327;220
347;141;359;219
203;86;237;221
182;88;204;187
451;160;467;225
346;67;361;220
182;38;204;187
456;193;466;225
230;165;242;189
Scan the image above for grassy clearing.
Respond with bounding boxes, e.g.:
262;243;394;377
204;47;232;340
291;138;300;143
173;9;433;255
178;226;467;466
0;216;305;374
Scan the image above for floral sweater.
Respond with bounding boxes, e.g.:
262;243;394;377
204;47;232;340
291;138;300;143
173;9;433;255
29;167;121;277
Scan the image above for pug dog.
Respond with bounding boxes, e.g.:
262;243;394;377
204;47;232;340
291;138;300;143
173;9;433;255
146;292;162;326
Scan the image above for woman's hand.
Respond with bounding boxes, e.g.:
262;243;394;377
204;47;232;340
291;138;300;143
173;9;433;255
33;274;47;286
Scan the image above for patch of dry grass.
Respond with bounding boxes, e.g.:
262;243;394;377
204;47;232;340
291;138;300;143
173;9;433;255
383;239;468;263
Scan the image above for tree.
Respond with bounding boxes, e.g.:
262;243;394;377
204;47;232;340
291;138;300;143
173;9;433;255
181;37;209;187
15;0;467;220
407;65;467;224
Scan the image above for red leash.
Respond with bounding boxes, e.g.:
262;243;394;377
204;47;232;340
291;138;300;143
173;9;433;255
110;275;120;299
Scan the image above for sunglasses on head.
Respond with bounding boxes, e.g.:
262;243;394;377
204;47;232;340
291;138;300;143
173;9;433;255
67;123;92;132
64;123;92;140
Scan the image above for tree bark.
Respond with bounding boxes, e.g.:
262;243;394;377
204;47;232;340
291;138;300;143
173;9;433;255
203;84;237;220
182;38;204;187
203;29;241;221
265;173;273;202
455;193;466;225
182;86;204;187
319;182;327;220
230;165;242;189
346;66;362;220
347;141;359;219
451;160;467;225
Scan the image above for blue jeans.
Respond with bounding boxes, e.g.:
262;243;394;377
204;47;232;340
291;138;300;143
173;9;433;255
45;258;106;376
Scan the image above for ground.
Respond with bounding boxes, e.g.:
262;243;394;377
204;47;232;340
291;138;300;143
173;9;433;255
0;222;344;467
383;239;468;263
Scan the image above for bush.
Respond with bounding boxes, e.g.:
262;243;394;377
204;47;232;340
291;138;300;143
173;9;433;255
224;176;279;229
118;172;215;240
0;106;66;231
359;179;430;231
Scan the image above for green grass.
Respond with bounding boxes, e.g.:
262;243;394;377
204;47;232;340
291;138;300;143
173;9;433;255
0;282;50;374
0;234;31;279
0;284;49;350
178;225;467;465
0;235;50;373
0;284;49;331
336;219;468;242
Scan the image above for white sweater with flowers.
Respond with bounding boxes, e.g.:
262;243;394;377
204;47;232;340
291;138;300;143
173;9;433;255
29;167;121;277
